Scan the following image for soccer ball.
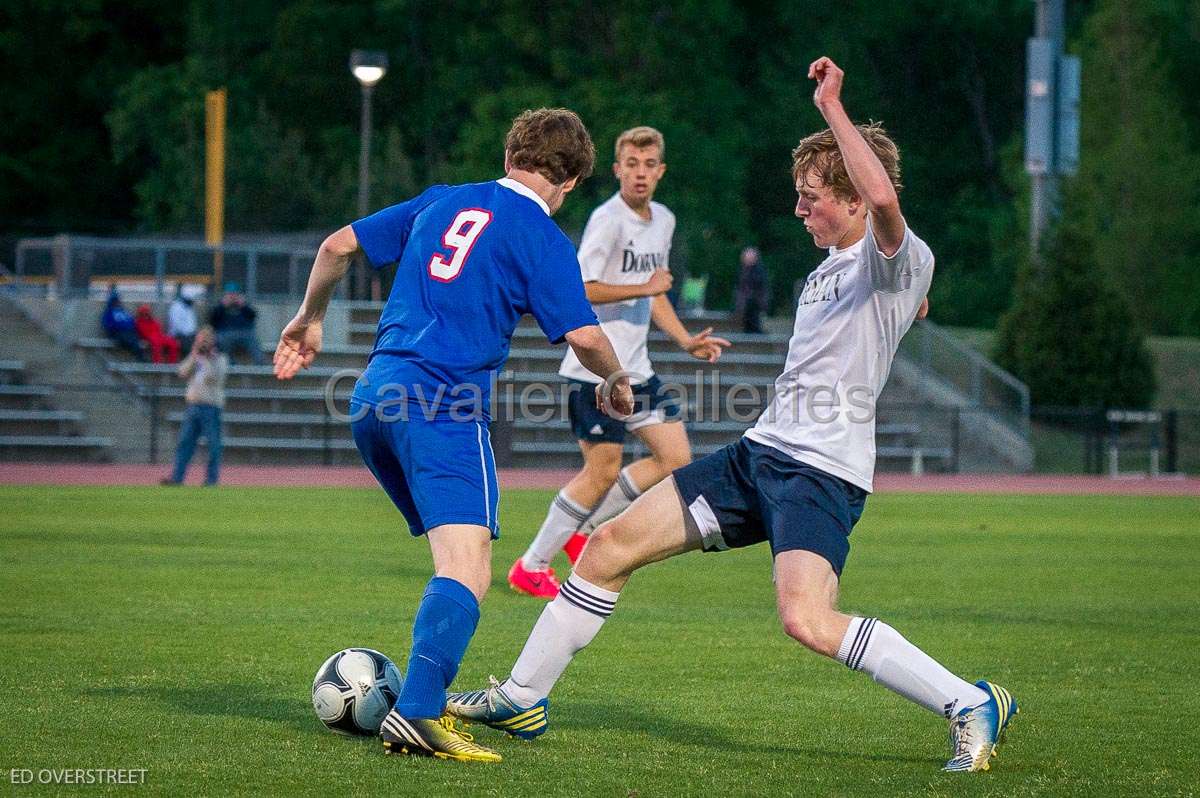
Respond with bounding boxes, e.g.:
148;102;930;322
311;648;403;735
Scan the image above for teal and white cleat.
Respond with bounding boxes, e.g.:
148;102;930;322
943;681;1019;772
445;676;550;741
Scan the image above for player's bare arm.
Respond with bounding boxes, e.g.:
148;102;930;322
809;56;906;255
274;224;359;380
650;293;731;363
564;325;635;416
583;268;673;304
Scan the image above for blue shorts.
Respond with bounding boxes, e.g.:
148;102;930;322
350;401;500;538
567;375;683;444
672;438;867;575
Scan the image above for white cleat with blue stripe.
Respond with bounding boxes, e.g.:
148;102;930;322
445;676;550;741
943;681;1019;772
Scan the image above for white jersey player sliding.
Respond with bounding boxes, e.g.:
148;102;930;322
449;57;1017;773
508;126;730;599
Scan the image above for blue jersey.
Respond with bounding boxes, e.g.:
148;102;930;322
350;178;597;421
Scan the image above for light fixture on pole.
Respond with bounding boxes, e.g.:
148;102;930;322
350;49;388;298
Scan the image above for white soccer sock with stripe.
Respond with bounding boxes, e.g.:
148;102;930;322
579;466;642;535
837;617;990;718
503;573;620;705
521;490;595;571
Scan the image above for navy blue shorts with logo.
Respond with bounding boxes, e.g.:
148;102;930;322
567;375;683;444
672;437;867;575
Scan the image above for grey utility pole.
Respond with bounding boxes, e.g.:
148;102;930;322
1025;0;1080;265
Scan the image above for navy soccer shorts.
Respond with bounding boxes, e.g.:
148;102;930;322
567;375;684;444
350;400;500;538
672;437;867;576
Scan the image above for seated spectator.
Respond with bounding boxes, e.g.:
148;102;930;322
101;286;147;361
167;285;199;354
210;283;263;365
134;304;181;364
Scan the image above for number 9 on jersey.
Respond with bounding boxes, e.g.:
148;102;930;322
428;208;493;282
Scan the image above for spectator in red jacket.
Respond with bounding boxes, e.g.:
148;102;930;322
134;304;181;364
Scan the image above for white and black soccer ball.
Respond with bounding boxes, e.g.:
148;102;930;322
311;648;403;735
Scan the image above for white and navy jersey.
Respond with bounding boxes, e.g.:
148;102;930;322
558;193;675;384
744;218;934;492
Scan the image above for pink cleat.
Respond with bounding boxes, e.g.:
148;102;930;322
508;559;560;599
562;532;588;566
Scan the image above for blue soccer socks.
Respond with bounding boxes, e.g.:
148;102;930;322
395;576;480;720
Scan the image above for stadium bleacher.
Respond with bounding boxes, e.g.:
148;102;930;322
73;304;952;471
0;359;113;461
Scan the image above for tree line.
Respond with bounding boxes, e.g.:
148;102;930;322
2;0;1197;402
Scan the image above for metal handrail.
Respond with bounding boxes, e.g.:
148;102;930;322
13;234;324;302
902;318;1031;436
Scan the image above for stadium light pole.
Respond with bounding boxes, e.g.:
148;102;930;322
350;50;388;299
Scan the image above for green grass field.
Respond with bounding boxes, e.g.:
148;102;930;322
2;486;1198;797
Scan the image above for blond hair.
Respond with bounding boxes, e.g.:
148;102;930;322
791;122;902;201
614;126;664;161
505;108;596;185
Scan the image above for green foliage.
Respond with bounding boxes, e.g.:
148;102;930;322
1068;0;1200;336
995;189;1157;409
5;0;1200;331
0;0;184;230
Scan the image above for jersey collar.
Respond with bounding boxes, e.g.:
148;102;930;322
497;177;550;216
614;191;653;223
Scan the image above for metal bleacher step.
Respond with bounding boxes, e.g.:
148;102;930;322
0;385;51;397
0;385;53;409
0;409;84;423
0;434;111;448
165;411;332;426
219;436;358;451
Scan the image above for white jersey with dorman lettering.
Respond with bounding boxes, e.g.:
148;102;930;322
744;218;934;492
558;193;675;384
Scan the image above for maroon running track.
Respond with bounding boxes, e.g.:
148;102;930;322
2;463;1199;495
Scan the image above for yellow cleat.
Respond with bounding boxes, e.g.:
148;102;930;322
380;711;502;762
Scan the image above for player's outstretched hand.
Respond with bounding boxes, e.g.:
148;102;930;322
274;314;322;381
643;269;674;296
808;56;844;109
917;297;929;320
683;327;732;363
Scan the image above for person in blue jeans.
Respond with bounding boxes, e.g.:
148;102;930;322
161;326;228;486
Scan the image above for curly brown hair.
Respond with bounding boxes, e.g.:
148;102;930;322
791;123;902;201
505;108;596;185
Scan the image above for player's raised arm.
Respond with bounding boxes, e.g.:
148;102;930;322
274;224;359;380
809;57;905;256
